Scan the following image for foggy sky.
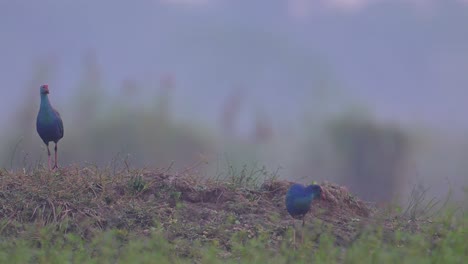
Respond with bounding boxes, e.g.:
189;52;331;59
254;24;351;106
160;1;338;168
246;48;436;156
1;0;468;131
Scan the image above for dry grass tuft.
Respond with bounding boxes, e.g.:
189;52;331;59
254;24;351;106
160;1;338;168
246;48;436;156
0;165;374;249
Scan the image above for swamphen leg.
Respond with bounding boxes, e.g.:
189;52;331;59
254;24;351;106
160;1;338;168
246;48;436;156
293;228;296;248
301;217;305;244
47;144;52;170
53;143;58;169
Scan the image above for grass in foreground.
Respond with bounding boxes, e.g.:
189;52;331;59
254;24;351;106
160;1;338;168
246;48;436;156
0;165;466;263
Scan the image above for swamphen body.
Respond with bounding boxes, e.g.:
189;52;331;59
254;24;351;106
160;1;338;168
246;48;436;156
286;183;324;245
36;84;64;170
286;183;323;226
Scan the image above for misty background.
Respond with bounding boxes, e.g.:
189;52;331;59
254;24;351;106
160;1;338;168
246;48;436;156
1;0;467;205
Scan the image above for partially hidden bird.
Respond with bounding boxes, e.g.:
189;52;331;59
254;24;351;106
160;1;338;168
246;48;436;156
286;183;324;226
36;84;64;170
285;183;324;245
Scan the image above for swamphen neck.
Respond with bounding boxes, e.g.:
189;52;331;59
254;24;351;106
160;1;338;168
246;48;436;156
40;91;52;112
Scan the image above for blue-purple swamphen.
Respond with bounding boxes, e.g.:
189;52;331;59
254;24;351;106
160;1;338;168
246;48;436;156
286;183;324;227
286;183;324;245
36;84;64;170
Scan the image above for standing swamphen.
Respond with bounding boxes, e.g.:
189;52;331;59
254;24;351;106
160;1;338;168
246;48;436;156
36;84;64;170
285;183;324;244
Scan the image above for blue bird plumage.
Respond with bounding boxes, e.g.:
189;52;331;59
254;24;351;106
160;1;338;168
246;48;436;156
286;183;323;226
36;84;64;170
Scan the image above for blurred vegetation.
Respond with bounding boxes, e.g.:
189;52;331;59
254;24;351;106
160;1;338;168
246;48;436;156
327;109;411;203
1;54;466;205
0;166;465;263
1;55;216;170
0;217;465;264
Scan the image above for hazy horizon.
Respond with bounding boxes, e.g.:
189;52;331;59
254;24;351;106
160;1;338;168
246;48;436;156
1;0;467;204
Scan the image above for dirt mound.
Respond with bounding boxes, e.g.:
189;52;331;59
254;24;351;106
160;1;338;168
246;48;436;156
0;166;374;250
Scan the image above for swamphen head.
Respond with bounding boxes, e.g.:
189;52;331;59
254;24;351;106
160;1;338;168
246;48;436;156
40;84;49;94
285;183;323;224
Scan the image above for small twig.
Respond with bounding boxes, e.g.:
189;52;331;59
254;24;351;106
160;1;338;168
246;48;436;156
31;205;40;220
216;190;224;204
0;212;17;234
88;183;99;199
165;161;175;174
9;137;23;171
179;158;207;175
48;199;57;223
